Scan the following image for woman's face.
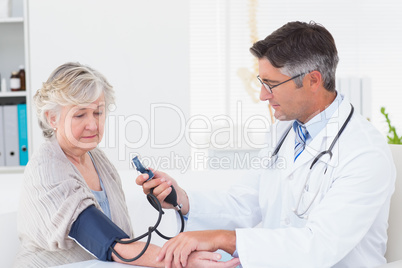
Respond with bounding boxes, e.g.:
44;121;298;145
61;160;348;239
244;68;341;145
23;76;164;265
55;94;106;153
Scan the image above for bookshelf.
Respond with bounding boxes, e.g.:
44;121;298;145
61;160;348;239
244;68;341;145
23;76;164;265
0;0;30;172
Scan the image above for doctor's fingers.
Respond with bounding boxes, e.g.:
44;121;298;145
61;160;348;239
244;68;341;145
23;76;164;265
135;173;149;186
157;239;179;268
134;167;168;185
150;168;174;182
150;169;182;189
174;235;206;268
154;184;176;208
186;251;221;268
171;242;194;268
158;237;195;268
139;176;171;195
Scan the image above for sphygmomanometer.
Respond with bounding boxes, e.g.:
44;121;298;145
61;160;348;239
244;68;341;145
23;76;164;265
69;156;185;262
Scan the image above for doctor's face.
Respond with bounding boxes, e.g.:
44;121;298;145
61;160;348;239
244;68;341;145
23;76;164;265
55;94;106;152
258;58;312;123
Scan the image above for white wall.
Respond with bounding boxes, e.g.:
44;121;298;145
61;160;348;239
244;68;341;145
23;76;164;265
2;1;401;263
25;1;402;172
27;0;190;171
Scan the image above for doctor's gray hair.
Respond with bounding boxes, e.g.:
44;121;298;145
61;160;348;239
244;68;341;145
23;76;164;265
250;21;338;91
33;62;115;138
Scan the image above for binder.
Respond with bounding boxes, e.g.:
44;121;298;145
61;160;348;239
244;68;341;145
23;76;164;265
18;103;28;165
3;105;20;166
0;106;5;166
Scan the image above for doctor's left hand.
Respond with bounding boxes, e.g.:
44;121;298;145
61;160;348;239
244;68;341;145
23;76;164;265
135;169;190;214
157;230;237;268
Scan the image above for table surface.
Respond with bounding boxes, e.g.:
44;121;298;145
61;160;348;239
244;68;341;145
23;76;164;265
48;258;402;268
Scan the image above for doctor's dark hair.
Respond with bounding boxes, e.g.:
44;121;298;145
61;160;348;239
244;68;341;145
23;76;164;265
34;62;115;138
250;21;338;91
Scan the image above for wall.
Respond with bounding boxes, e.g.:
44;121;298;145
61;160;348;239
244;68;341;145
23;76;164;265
27;0;190;171
2;1;401;263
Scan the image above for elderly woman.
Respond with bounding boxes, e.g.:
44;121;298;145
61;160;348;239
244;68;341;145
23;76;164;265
14;62;162;267
14;62;239;268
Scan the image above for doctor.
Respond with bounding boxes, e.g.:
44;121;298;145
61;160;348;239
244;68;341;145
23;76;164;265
137;21;396;267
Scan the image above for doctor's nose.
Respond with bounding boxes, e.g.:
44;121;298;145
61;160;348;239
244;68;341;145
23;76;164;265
260;85;274;101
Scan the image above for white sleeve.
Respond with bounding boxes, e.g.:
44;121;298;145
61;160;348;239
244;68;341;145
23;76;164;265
186;170;262;231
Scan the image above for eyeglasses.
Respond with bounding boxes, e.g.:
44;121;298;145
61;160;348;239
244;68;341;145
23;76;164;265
257;73;305;93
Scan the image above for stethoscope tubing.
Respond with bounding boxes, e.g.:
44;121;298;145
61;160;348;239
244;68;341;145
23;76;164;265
268;104;354;218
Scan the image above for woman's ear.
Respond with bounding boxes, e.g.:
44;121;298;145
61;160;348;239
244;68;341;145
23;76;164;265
45;111;57;128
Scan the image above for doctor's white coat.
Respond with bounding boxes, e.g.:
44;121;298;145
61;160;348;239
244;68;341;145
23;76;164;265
186;98;396;268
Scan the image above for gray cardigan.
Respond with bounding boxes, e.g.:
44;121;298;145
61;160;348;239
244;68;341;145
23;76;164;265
14;138;133;267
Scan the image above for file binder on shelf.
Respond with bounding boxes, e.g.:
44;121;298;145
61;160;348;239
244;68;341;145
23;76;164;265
0;106;5;166
3;105;20;166
18;103;28;166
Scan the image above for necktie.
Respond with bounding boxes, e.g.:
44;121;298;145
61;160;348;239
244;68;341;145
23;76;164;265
294;124;308;161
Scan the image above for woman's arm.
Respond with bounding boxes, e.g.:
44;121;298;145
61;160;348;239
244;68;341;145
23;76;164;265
112;241;164;267
156;230;237;268
113;241;240;268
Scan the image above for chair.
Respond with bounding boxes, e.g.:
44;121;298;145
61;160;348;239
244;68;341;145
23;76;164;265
0;211;20;267
380;145;402;267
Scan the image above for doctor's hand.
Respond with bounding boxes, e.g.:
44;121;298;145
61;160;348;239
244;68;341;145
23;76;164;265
157;230;237;268
186;251;240;268
135;169;189;214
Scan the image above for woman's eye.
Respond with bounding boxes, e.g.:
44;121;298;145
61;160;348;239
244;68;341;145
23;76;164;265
74;114;84;118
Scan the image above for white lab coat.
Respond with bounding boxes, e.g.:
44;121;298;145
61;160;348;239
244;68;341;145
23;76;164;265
186;98;396;268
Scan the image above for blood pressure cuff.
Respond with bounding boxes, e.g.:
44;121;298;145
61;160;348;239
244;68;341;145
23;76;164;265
68;205;129;261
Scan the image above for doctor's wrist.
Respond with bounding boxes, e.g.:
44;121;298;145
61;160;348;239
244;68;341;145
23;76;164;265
178;188;190;215
216;230;236;255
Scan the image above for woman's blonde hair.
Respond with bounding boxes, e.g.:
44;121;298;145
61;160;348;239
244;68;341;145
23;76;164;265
34;62;115;138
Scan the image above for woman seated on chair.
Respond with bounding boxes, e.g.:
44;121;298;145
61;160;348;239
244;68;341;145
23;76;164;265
14;62;239;268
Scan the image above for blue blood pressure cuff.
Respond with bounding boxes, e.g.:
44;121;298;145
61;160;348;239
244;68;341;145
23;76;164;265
68;205;129;261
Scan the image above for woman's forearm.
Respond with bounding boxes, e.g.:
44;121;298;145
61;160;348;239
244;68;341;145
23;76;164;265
112;241;164;267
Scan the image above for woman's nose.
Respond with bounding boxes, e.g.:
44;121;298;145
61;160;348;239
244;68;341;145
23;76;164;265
86;116;98;130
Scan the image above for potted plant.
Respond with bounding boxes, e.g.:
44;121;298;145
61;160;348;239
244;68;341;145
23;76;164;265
381;107;402;145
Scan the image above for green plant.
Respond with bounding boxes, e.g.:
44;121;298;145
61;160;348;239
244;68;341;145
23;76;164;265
381;107;402;144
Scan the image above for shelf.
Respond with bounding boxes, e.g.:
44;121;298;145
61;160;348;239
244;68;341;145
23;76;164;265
0;91;27;97
0;1;29;176
0;166;25;174
0;17;24;23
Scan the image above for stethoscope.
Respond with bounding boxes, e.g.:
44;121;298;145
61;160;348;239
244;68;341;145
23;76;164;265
267;104;354;218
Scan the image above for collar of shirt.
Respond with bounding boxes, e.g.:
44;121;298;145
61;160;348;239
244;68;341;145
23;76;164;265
292;91;343;145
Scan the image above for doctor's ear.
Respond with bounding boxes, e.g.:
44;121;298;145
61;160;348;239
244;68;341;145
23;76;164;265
307;71;322;91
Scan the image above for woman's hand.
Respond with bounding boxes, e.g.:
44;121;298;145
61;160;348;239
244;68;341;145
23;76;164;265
186;251;240;268
135;169;189;214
